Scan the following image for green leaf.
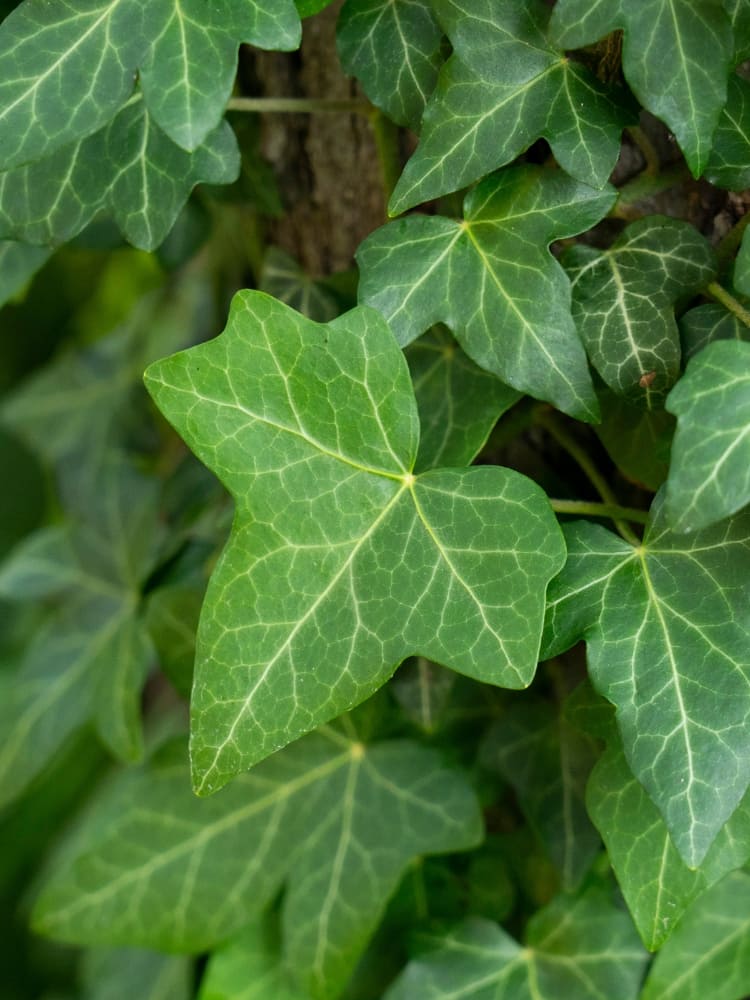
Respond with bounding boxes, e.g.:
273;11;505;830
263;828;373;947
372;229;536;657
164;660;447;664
480;699;600;889
641;871;750;999
550;0;733;177
389;0;629;213
145;291;565;791
359;166;615;421
594;390;675;491
260;247;340;322
385;888;647;1000
0;240;51;307
145;584;202;698
0;0;300;170
391;658;456;733
33;729;482;999
542;492;750;867
0;99;240;252
665;340;750;531
199;918;307;1000
81;948;192;1000
564;217;716;406
588;728;750;951
337;0;444;130
405;327;520;472
705;74;750;190
726;0;750;60
679;303;749;361
733;226;750;296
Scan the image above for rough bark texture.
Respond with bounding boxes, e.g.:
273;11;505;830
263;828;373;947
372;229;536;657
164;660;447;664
252;2;387;277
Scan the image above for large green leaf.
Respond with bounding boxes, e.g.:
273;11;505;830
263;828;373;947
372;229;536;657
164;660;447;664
337;0;444;130
0;0;299;170
480;700;600;890
405;327;520;472
550;0;733;176
665;340;750;531
705;74;750;190
33;728;482;1000
0;240;51;307
384;888;647;999
359;166;614;421
542;491;750;867
0;99;239;251
641;872;750;999
145;291;565;792
587;725;750;950
389;0;629;214
564;217;716;406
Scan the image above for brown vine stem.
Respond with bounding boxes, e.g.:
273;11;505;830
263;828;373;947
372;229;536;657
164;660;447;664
226;96;372;115
706;281;750;328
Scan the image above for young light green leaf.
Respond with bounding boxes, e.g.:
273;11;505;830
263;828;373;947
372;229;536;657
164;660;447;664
199;918;306;1000
0;99;240;252
543;492;750;867
665;340;750;531
337;0;444;130
641;871;750;1000
359;166;615;421
33;730;482;1000
705;74;750;190
679;303;749;361
145;291;566;792
388;0;629;213
81;947;192;1000
480;700;600;889
0;240;51;307
550;0;733;177
385;888;647;1000
588;725;750;951
564;217;716;406
405;327;520;472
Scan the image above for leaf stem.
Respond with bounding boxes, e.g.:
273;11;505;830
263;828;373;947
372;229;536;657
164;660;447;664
705;281;750;329
226;96;372;115
548;499;649;525
537;409;641;545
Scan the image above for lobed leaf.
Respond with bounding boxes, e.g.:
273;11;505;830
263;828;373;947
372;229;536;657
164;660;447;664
543;491;750;867
145;291;566;792
359;165;615;421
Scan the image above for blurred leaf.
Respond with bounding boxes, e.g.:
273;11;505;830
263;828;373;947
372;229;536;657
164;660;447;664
0;240;52;307
80;948;191;1000
198;917;306;1000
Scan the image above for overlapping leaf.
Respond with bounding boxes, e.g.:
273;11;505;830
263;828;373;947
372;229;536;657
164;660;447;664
145;291;565;792
641;872;750;999
359;166;615;421
0;0;300;171
388;0;629;214
81;948;192;1000
543;491;750;867
595;390;675;491
405;327;520;472
0;459;161;807
564;217;716;406
0;99;239;252
260;247;340;323
199;919;306;1000
0;240;51;308
385;888;647;999
665;340;750;531
587;721;750;950
705;75;750;190
733;226;750;296
33;728;482;1000
338;0;445;130
679;303;749;361
550;0;733;176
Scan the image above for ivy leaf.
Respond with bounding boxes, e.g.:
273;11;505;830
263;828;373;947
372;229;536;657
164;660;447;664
550;0;733;177
0;0;299;171
388;0;629;213
0;99;240;252
705;75;750;190
641;871;750;999
33;729;482;1000
0;240;51;307
145;291;565;792
337;0;444;130
726;0;750;61
595;390;675;491
733;226;750;296
81;948;192;1000
359;166;615;422
390;658;456;733
405;327;520;472
260;247;340;322
542;492;750;867
679;303;749;361
385;888;647;1000
480;699;600;889
199;918;307;1000
665;341;750;531
564;217;716;407
587;722;750;951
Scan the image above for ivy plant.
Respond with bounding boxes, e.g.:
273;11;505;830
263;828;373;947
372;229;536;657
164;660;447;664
1;1;750;998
